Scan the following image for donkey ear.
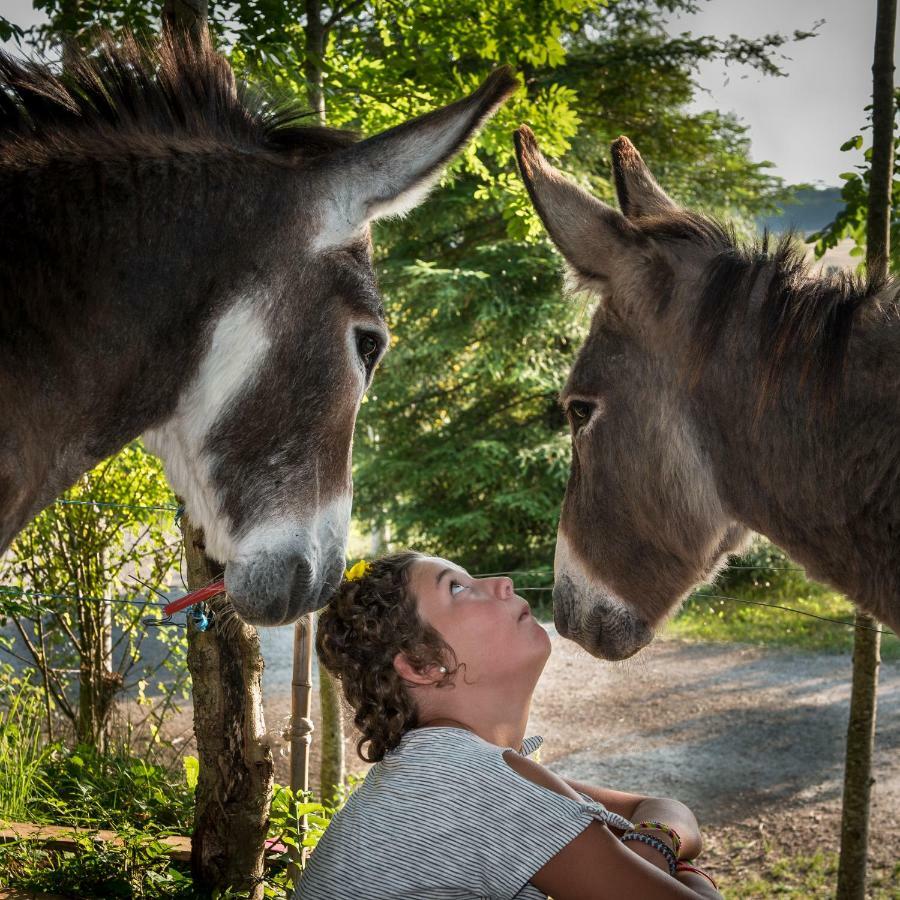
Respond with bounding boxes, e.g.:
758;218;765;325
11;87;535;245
314;68;518;249
610;136;676;219
514;125;637;285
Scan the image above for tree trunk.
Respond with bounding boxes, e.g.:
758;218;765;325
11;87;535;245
162;0;208;45
836;2;894;896
837;614;882;899
183;515;274;899
304;0;327;122
160;5;272;897
864;0;897;279
76;590;118;752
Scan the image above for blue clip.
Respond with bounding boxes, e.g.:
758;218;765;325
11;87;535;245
192;605;211;632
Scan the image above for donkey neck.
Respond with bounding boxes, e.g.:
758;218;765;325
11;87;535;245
694;284;900;620
0;151;303;550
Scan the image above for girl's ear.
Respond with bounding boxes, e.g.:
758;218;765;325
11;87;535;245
393;652;444;686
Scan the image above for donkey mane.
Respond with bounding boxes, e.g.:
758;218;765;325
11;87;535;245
641;211;896;410
0;32;355;167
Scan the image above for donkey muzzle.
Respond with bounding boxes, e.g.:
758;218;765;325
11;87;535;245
223;517;347;626
553;575;653;660
225;549;345;626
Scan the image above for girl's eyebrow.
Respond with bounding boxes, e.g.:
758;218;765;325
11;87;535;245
436;567;468;587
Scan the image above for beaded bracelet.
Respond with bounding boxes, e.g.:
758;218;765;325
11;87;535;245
620;831;678;876
676;862;718;891
635;820;682;858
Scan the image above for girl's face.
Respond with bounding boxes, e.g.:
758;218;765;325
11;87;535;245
408;557;551;684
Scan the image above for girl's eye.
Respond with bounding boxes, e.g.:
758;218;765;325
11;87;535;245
450;581;468;596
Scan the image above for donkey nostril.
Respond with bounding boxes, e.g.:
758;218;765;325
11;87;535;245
289;556;316;605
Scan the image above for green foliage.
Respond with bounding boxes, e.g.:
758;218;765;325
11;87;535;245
0;767;358;899
264;777;360;896
0;829;195;898
724;851;900;899
669;539;900;659
0;726;197;898
0;14;23;43
355;230;577;573
0;440;184;747
0;669;52;821
809;90;900;271
714;537;799;594
32;743;195;831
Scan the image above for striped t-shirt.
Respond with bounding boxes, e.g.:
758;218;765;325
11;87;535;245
295;726;633;899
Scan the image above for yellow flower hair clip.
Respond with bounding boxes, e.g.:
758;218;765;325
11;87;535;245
344;560;371;582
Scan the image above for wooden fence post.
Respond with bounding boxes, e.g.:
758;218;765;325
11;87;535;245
836;1;894;896
288;0;347;824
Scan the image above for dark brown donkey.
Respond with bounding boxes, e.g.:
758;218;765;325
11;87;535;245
0;34;516;625
515;125;900;660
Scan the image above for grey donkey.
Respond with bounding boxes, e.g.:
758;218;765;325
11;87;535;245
515;124;899;660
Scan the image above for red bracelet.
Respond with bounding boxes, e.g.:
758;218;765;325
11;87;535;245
675;862;718;891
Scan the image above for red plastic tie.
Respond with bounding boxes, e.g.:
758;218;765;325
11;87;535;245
164;579;226;616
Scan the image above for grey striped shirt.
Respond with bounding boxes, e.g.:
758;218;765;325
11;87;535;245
295;726;633;899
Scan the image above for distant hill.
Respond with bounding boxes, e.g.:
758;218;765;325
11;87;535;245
756;186;844;237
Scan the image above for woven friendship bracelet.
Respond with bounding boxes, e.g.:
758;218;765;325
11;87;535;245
635;820;682;858
620;831;678;876
676;862;718;891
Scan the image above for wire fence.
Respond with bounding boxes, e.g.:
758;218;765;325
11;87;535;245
0;497;893;638
54;499;180;513
1;571;895;636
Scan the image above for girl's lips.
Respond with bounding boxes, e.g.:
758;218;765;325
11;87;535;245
518;605;531;621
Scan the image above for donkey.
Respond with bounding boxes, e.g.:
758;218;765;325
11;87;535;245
0;33;516;626
515;125;900;660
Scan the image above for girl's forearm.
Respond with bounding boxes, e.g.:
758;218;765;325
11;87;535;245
564;777;703;859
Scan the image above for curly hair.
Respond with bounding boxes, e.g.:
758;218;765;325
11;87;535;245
315;551;460;763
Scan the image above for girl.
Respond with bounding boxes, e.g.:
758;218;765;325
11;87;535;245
296;552;722;900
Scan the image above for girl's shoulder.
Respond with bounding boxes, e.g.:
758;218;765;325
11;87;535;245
394;725;542;757
384;726;541;778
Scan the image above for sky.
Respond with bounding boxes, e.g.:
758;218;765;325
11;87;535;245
664;0;898;185
2;0;897;186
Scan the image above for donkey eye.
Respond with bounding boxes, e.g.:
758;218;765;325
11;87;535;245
356;332;381;371
568;401;594;432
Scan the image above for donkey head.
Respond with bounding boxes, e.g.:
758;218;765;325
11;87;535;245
515;126;749;659
145;71;517;627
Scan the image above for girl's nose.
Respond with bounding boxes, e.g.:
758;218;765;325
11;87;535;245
494;576;514;599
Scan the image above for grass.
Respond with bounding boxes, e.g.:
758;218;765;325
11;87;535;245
724;852;900;899
668;579;900;660
0;671;52;822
